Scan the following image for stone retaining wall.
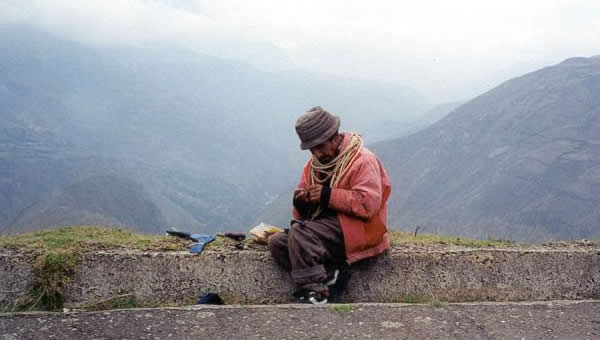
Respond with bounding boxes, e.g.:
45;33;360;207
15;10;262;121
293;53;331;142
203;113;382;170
0;252;35;308
1;247;599;308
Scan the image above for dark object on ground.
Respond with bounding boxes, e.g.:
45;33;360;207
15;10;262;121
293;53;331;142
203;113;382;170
166;230;215;254
224;232;246;241
189;235;216;254
166;230;211;242
197;293;225;305
166;230;194;240
293;289;328;304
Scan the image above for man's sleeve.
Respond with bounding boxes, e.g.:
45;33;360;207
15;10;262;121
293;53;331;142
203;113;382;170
292;165;310;219
327;157;383;220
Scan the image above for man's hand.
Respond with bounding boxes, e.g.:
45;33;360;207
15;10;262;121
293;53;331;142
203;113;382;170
294;188;309;202
306;184;323;204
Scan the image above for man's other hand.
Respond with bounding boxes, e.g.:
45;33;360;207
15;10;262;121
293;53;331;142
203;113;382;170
294;188;309;202
306;184;323;203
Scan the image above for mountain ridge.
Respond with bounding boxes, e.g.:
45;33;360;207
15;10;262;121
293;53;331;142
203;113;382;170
372;55;600;241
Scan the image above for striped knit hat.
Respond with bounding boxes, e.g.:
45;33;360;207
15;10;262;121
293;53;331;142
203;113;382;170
295;106;341;150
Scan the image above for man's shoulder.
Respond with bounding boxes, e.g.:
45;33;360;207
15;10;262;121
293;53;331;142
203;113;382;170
357;145;380;165
353;146;389;178
359;145;376;157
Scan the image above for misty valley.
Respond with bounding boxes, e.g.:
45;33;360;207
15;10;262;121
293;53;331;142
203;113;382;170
1;26;600;242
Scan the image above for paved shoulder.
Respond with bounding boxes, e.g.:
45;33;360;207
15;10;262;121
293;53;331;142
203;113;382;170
1;300;599;339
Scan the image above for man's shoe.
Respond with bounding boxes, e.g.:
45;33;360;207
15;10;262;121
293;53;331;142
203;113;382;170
326;269;339;286
327;270;352;303
293;289;329;304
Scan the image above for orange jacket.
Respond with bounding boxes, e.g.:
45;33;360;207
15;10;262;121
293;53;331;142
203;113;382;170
293;133;392;264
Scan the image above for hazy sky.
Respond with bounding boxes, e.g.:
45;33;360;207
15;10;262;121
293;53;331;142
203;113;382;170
2;0;599;103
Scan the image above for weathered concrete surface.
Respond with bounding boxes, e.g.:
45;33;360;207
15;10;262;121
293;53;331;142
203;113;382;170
344;247;600;303
67;250;291;306
1;300;599;339
0;251;35;309
63;247;600;307
1;245;599;308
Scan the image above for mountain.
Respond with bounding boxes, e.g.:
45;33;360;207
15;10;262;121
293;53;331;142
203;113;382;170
7;175;166;234
366;101;465;143
372;56;600;241
0;25;427;234
417;101;464;126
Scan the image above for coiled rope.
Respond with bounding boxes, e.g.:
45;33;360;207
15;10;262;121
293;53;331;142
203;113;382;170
310;132;363;187
308;133;363;219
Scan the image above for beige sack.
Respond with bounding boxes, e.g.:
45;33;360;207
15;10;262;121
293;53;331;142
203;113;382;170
249;223;284;244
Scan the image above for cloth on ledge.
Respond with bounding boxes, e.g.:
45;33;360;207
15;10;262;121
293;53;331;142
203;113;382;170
166;230;215;254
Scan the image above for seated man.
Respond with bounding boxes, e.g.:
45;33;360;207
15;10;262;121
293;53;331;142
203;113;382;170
268;106;392;304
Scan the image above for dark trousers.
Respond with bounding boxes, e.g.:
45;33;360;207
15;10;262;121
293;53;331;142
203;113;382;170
268;215;345;292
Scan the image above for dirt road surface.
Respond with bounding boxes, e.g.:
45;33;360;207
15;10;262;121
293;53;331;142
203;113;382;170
1;300;599;339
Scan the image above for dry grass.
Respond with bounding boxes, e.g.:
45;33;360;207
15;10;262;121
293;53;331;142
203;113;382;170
0;226;191;312
0;226;189;253
0;226;523;255
330;304;353;313
388;230;516;248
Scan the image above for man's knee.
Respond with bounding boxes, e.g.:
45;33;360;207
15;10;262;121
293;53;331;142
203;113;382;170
288;222;310;241
267;231;287;255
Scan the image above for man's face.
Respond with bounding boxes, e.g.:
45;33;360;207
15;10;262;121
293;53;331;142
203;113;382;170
310;134;342;164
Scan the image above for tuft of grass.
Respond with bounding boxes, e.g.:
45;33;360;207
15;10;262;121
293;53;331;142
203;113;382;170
330;304;353;313
0;226;189;253
80;294;139;311
430;299;445;308
0;226;191;311
16;250;80;311
388;230;516;248
204;234;265;251
108;295;138;310
393;294;430;304
204;234;237;250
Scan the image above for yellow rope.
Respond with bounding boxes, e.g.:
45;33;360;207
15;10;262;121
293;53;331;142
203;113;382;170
309;132;363;189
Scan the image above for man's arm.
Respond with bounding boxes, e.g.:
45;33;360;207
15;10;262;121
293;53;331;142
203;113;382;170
327;158;383;220
292;165;314;220
293;188;313;218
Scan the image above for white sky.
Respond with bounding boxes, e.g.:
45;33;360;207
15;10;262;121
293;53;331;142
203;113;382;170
2;0;600;103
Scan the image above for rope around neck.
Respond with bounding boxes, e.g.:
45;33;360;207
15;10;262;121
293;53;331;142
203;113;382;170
309;133;363;189
308;133;363;220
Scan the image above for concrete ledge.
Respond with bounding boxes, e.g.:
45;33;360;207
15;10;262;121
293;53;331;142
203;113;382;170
1;246;600;308
3;299;599;316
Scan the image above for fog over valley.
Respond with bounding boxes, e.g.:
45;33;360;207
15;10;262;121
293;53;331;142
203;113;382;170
1;1;600;241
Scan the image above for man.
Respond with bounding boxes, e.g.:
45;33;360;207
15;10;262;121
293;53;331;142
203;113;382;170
268;106;392;304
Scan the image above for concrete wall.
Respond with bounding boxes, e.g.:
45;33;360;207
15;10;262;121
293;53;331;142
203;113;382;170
1;246;599;308
0;251;35;308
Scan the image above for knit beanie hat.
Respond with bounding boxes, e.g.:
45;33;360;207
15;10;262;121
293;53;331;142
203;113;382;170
295;106;341;150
